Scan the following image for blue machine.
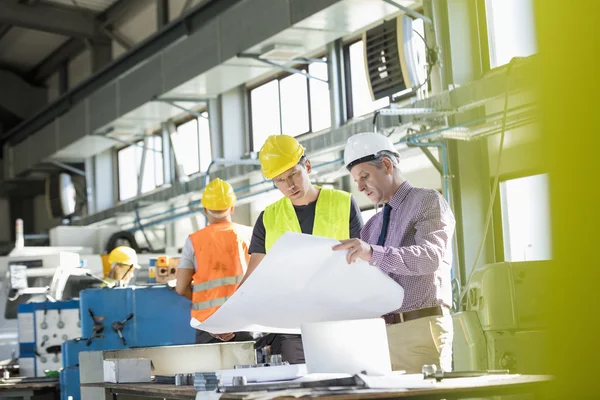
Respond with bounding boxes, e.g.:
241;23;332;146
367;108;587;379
17;300;80;377
60;285;195;400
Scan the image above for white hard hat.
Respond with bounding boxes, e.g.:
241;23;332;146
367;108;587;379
343;132;399;171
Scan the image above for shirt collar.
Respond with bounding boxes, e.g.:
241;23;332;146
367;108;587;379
387;181;412;209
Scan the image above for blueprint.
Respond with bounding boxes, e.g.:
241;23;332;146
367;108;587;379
191;232;404;334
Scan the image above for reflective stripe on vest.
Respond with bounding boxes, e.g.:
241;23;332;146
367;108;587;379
192;274;244;292
263;187;351;253
189;222;249;322
191;296;230;310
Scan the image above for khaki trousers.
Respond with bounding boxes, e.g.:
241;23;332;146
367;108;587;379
386;314;453;373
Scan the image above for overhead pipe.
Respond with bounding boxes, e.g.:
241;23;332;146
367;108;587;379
127;186;277;232
126;179;274;232
126;107;535;233
204;158;261;185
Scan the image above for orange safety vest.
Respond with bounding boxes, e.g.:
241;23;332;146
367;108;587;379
189;222;250;322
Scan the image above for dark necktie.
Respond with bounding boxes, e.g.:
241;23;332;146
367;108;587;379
377;204;392;246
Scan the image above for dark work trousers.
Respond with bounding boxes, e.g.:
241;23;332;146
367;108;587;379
256;334;305;364
195;329;254;344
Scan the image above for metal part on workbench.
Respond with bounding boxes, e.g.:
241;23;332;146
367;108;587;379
234;359;289;369
422;364;510;381
231;376;247;386
219;375;366;393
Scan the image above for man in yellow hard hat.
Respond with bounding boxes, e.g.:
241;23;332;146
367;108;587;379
241;134;364;364
106;246;141;287
175;178;254;344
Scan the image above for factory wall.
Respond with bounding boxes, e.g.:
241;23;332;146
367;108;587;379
33;194;62;235
0;198;10;243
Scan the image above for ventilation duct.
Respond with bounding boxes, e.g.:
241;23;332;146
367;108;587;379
363;15;425;100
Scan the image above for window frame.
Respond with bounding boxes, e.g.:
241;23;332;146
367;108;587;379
116;134;165;202
491;168;550;263
481;0;537;71
171;107;211;177
247;57;328;151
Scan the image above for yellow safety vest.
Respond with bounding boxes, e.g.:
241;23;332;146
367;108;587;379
263;188;351;252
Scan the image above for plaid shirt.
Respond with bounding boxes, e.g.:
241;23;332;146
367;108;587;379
361;181;455;313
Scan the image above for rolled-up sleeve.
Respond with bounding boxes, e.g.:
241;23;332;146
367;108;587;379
369;191;455;277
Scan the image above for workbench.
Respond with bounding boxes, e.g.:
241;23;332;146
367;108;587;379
82;374;550;400
0;377;59;399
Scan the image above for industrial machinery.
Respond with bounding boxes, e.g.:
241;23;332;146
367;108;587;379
17;300;80;377
0;251;102;362
452;261;549;374
60;285;195;400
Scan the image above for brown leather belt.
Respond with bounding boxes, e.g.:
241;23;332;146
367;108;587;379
383;305;445;325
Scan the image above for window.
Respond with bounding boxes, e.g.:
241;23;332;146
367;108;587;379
198;114;212;173
500;174;551;262
141;136;164;193
280;74;310;136
308;62;331;132
170;113;212;176
117;136;164;201
250;61;331;150
117;145;137;201
250;80;281;150
347;41;390;118
486;0;537;68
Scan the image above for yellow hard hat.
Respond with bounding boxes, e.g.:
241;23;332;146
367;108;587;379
201;178;236;210
259;135;305;179
107;246;140;269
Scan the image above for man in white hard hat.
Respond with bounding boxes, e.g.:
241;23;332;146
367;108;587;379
333;132;455;373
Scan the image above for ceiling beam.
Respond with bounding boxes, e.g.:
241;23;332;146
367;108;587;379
0;25;12;42
0;2;104;39
5;0;239;146
26;0;141;84
96;0;141;27
27;38;86;83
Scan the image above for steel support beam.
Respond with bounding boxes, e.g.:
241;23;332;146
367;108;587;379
88;39;112;73
137;137;149;196
157;0;170;29
154;99;208;119
238;54;328;83
416;145;443;174
6;0;242;145
0;69;47;120
27;0;141;84
0;25;12;42
161;122;174;185
58;63;68;95
96;0;140;27
0;2;104;39
49;160;85;176
27;39;86;83
326;39;347;128
102;26;134;50
182;0;195;14
84;157;96;215
381;0;433;24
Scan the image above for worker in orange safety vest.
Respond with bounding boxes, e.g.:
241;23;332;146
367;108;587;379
175;178;254;344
